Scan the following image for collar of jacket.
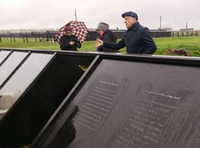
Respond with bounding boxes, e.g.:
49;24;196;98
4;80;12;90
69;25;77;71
128;22;140;31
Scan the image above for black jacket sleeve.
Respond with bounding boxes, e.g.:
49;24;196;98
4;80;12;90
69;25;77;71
60;35;82;50
60;36;71;50
103;37;126;50
97;33;118;52
75;40;82;48
141;28;157;54
72;36;82;48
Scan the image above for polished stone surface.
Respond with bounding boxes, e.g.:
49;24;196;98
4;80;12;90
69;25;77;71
32;59;200;148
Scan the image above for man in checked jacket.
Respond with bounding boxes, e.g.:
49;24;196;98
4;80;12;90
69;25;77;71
95;11;157;54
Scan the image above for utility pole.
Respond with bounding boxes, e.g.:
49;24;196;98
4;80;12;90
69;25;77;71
75;9;77;21
160;16;162;37
160;16;162;30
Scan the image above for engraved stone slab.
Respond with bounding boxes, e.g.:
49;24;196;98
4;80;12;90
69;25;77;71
32;59;200;148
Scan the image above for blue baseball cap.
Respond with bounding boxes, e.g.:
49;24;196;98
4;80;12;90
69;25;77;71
121;11;138;20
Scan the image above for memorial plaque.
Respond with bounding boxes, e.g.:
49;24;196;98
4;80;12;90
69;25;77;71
0;50;95;148
31;58;200;148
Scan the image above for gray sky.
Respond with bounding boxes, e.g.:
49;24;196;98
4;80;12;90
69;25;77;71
1;0;200;30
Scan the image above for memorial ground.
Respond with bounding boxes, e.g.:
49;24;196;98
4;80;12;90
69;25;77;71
1;36;200;56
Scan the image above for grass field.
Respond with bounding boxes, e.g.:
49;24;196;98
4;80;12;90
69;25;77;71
1;36;200;56
154;37;200;56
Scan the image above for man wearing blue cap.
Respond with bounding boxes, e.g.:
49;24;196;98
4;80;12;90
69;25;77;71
95;11;157;54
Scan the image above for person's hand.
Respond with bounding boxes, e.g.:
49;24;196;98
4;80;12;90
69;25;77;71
94;38;103;48
69;41;75;45
80;39;84;43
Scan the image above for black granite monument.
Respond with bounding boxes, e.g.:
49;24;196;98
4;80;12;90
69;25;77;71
0;49;95;147
31;56;200;148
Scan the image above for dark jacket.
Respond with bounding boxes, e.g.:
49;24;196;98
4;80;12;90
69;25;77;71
103;22;156;54
60;35;81;51
97;29;117;52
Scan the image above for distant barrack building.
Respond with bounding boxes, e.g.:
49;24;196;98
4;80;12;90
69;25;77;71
86;28;172;40
0;28;200;43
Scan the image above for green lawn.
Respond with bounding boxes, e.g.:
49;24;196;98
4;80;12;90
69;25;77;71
154;37;200;56
1;36;200;56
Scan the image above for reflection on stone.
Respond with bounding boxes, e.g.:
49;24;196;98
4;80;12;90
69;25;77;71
46;106;79;148
0;90;22;119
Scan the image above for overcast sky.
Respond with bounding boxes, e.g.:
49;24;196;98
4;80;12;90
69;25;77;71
1;0;200;30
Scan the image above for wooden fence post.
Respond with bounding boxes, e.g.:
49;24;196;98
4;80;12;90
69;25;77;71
26;34;28;42
13;34;16;42
10;34;13;43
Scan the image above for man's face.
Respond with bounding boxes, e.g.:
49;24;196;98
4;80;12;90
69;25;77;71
124;16;137;29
